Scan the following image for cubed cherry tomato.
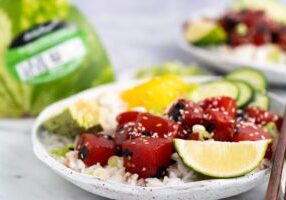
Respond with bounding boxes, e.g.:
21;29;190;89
168;99;204;136
76;134;116;166
114;112;180;148
251;23;271;46
136;112;180;139
122;137;173;178
114;122;137;147
203;109;235;141
244;107;283;131
116;111;140;125
229;31;251;47
233;122;272;158
200;96;237;119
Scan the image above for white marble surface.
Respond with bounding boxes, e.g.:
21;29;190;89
0;0;285;200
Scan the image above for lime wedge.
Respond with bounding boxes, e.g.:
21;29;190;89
174;139;270;178
185;19;227;46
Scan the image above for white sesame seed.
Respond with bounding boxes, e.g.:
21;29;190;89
156;123;162;127
142;116;148;120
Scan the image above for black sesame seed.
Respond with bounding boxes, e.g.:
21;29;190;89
224;15;239;29
153;166;167;178
237;109;243;117
68;147;75;151
122;149;133;157
168;102;185;122
175;102;185;110
116;146;123;156
206;123;216;132
170;159;176;165
78;146;89;160
141;131;153;137
103;135;113;140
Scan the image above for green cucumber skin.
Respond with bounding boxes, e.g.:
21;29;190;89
248;92;270;110
190;80;240;102
232;80;254;108
226;67;268;93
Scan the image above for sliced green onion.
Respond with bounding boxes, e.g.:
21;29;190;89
49;144;74;157
235;23;248;36
108;156;120;167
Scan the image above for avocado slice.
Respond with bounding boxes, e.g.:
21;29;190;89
43;99;103;136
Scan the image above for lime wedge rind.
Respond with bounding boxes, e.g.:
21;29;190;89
174;139;270;178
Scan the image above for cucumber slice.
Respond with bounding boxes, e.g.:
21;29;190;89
248;92;270;110
232;80;254;108
226;68;267;93
190;80;239;102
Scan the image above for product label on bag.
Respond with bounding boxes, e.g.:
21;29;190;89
6;21;87;84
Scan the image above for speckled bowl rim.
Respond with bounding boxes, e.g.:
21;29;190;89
32;76;284;198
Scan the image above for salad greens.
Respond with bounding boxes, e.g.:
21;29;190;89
0;0;114;117
135;62;206;78
50;144;74;157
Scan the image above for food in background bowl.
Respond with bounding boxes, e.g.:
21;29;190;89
38;69;282;188
184;0;286;66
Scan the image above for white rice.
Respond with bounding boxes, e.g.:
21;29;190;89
96;90;126;130
55;148;269;187
214;44;286;66
56;151;195;187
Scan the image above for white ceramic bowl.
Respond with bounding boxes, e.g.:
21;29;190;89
32;77;285;200
179;8;286;85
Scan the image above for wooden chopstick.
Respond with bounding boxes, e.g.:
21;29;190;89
266;109;286;200
284;180;286;199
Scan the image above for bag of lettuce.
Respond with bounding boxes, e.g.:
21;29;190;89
0;0;114;117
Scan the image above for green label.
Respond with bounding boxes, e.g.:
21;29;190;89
5;25;87;84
